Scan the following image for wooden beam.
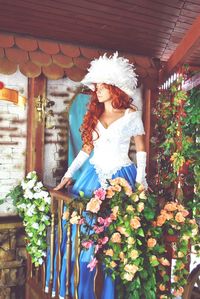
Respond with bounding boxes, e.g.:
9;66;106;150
162;15;200;79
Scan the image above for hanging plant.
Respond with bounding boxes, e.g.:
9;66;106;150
7;171;51;267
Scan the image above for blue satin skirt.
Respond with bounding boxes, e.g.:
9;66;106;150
45;161;137;299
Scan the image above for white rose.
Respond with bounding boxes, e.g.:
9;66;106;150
32;223;39;229
27;179;36;189
38;258;43;265
44;197;51;204
24;190;34;199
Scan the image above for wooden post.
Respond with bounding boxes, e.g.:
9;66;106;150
26;78;36;173
26;75;47;179
144;88;151;174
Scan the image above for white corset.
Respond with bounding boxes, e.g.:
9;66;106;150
89;110;145;187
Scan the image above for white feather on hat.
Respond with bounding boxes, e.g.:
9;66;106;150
81;52;138;99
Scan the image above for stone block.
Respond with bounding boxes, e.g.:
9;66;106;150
0;248;15;262
0;287;10;299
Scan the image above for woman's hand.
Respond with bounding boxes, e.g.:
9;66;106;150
54;177;73;191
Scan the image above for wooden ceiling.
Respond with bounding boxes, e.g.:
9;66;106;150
0;0;200;64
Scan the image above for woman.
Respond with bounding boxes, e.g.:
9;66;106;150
53;52;147;299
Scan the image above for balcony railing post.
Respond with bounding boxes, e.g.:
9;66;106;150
66;206;72;298
74;204;83;299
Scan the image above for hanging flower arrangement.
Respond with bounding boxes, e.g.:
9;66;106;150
8;171;51;267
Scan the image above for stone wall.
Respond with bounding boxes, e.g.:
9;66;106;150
0;219;26;299
0;70;27;216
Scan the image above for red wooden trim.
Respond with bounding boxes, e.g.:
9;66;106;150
144;88;151;174
163;15;200;77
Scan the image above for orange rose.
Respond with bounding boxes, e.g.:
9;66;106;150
130;217;141;229
112;184;122;192
104;249;114;257
157;215;167;226
86;197;102;213
106;188;115;198
137;202;145;212
119;251;125;261
173;275;179;282
117;226;129;237
175;212;185;223
159;258;170;266
173;287;184;297
147;238;157;248
111;232;121;243
130;250;139;259
125;187;133;196
110;261;117;268
159;284;166;291
177;204;185;211
164;202;177;212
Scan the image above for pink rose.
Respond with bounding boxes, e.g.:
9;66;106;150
95;244;102;254
100;236;109;245
97;217;112;227
86;197;102;213
94;188;106;201
79;218;85;225
87;257;98;272
94;225;104;234
82;240;93;249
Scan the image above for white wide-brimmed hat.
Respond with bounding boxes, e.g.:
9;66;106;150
81;52;138;99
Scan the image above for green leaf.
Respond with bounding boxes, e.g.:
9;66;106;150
138;228;145;237
144;208;155;221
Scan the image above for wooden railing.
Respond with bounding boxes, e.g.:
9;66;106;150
25;188;84;299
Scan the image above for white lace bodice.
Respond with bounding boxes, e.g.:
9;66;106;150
89;110;145;187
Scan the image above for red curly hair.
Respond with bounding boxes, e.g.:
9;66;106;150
80;84;132;147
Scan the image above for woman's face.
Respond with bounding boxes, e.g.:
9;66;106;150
96;83;111;103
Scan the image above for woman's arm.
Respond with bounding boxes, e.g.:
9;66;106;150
134;135;148;189
54;144;93;190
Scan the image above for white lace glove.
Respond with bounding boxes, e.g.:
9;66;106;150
63;150;89;179
136;151;148;189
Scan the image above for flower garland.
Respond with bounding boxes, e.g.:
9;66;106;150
67;177;199;298
8;171;51;267
150;72;200;297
